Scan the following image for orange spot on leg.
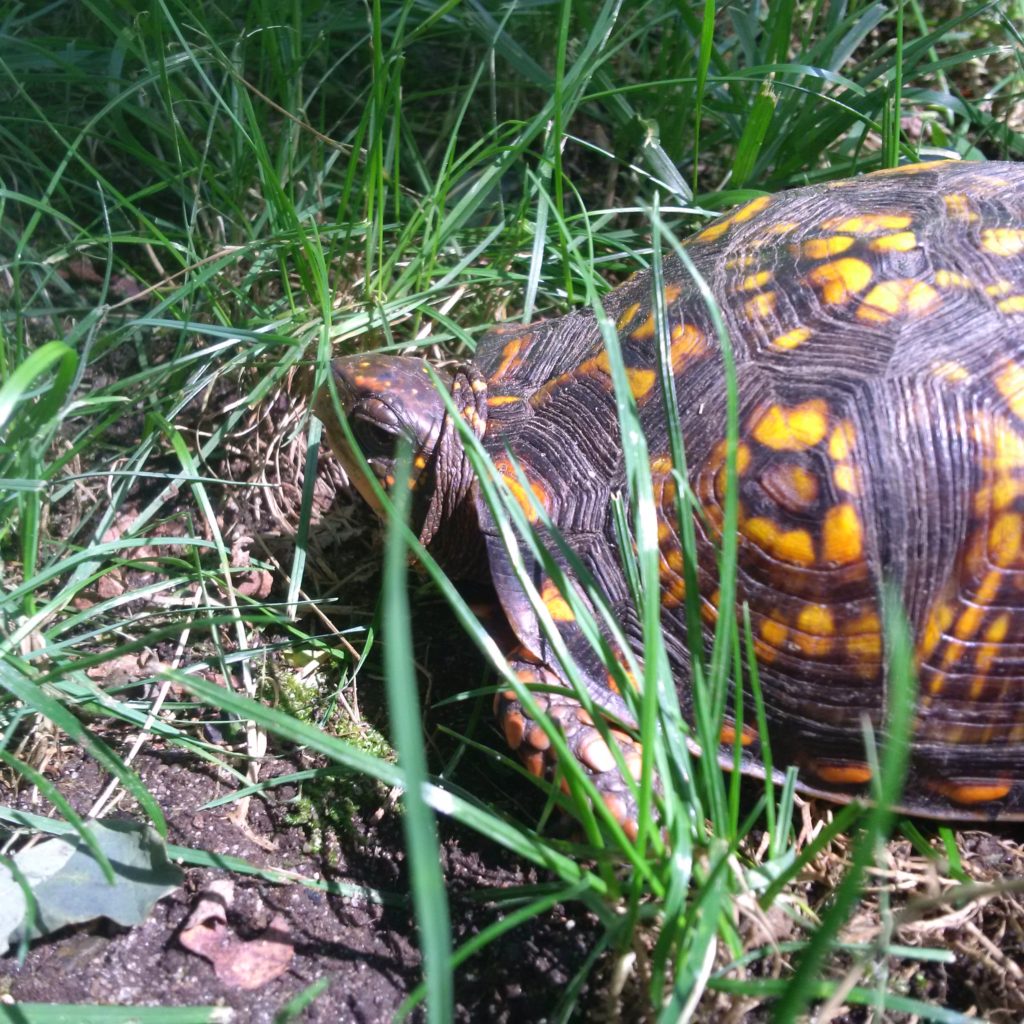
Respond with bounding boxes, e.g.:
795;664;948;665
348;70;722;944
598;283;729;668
540;578;576;622
503;710;526;750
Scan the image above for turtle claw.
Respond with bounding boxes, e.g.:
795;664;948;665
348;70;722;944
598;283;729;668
494;685;644;840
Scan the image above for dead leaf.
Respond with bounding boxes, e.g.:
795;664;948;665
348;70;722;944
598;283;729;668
86;654;150;687
60;256;104;285
96;572;125;599
58;256;143;301
236;569;273;599
179;882;292;990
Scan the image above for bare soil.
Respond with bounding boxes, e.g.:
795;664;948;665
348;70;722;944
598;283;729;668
0;742;603;1022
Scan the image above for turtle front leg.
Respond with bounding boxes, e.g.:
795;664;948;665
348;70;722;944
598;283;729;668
495;660;645;840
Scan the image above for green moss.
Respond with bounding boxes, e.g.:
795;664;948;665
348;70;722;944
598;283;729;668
281;764;391;862
272;664;397;859
271;664;394;760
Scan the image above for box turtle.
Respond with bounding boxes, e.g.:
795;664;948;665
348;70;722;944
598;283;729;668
316;159;1024;829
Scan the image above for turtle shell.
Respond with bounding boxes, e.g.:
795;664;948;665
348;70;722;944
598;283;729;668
471;160;1024;820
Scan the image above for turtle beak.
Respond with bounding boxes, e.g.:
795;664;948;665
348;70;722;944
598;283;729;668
314;355;453;515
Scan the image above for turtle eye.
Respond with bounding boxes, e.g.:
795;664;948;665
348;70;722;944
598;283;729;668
351;408;400;461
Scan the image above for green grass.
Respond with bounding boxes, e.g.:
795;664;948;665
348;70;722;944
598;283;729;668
2;1;1022;1020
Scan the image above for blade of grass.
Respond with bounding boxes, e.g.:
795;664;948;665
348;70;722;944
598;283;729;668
383;441;453;1022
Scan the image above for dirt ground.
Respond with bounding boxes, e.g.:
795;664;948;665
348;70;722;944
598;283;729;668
4;745;1024;1023
0;742;605;1022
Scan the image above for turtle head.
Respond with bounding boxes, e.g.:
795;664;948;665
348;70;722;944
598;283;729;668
315;355;452;516
314;354;489;575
